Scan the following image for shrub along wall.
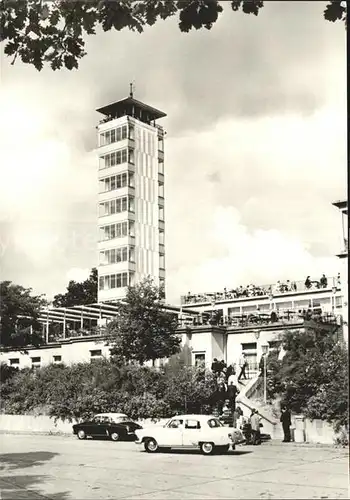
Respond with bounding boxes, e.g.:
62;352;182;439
265;328;348;438
0;357;217;422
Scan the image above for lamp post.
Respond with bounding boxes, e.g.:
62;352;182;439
261;343;269;403
254;331;260;379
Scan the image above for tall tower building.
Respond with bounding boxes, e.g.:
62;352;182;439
96;89;166;302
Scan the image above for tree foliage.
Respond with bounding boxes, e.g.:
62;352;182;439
52;268;97;307
0;281;47;348
108;277;181;365
266;327;348;431
165;343;193;373
0;0;346;71
0;362;18;384
0;357;215;421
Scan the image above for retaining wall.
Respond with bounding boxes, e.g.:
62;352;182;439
0;414;77;434
304;418;336;445
0;414;167;435
0;414;339;444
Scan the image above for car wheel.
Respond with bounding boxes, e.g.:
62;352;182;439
110;432;120;442
77;430;86;440
144;438;159;453
200;442;215;455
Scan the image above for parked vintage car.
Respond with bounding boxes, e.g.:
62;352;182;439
72;413;142;441
134;414;245;455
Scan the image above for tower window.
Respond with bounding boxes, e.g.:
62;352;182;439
128;125;135;140
99;221;133;241
99;125;127;147
159;229;165;245
99;246;130;265
99;196;133;217
99;148;128;170
99;172;129;193
99;272;129;290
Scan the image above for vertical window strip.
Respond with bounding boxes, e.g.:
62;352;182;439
99;272;129;290
99;221;132;241
99;246;131;265
99;197;134;217
100;148;129;170
100;125;128;147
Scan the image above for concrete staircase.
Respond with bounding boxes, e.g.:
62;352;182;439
236;376;283;440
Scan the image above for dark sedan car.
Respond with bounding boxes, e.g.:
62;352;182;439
72;413;142;441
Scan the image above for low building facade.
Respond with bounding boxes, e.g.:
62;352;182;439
0;319;309;375
0;276;343;372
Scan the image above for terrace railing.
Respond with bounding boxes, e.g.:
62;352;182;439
180;276;339;305
177;310;339;330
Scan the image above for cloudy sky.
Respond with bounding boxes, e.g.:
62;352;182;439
0;1;346;304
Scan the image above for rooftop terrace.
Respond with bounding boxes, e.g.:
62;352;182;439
181;275;340;305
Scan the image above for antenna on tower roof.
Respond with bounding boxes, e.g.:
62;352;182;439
129;82;134;98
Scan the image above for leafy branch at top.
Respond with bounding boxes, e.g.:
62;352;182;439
0;0;346;71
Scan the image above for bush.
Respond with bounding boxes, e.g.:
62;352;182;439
118;393;171;420
162;364;217;414
0;362;18;384
0;357;217;422
333;427;349;448
266;328;348;433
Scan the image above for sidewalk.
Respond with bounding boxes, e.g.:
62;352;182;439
256;438;349;451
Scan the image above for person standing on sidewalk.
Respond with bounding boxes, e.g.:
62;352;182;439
241;415;252;444
233;406;243;428
280;406;292;442
250;409;261;445
226;362;235;379
227;380;239;412
215;380;227;415
238;353;248;382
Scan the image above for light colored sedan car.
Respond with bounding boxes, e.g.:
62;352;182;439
135;414;245;455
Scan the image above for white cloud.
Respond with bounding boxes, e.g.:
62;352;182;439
166;205;339;302
66;268;91;283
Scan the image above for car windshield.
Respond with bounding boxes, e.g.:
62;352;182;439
207;418;224;428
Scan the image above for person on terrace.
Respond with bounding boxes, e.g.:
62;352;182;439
320;274;328;288
305;276;312;289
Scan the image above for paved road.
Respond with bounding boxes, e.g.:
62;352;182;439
0;433;348;499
